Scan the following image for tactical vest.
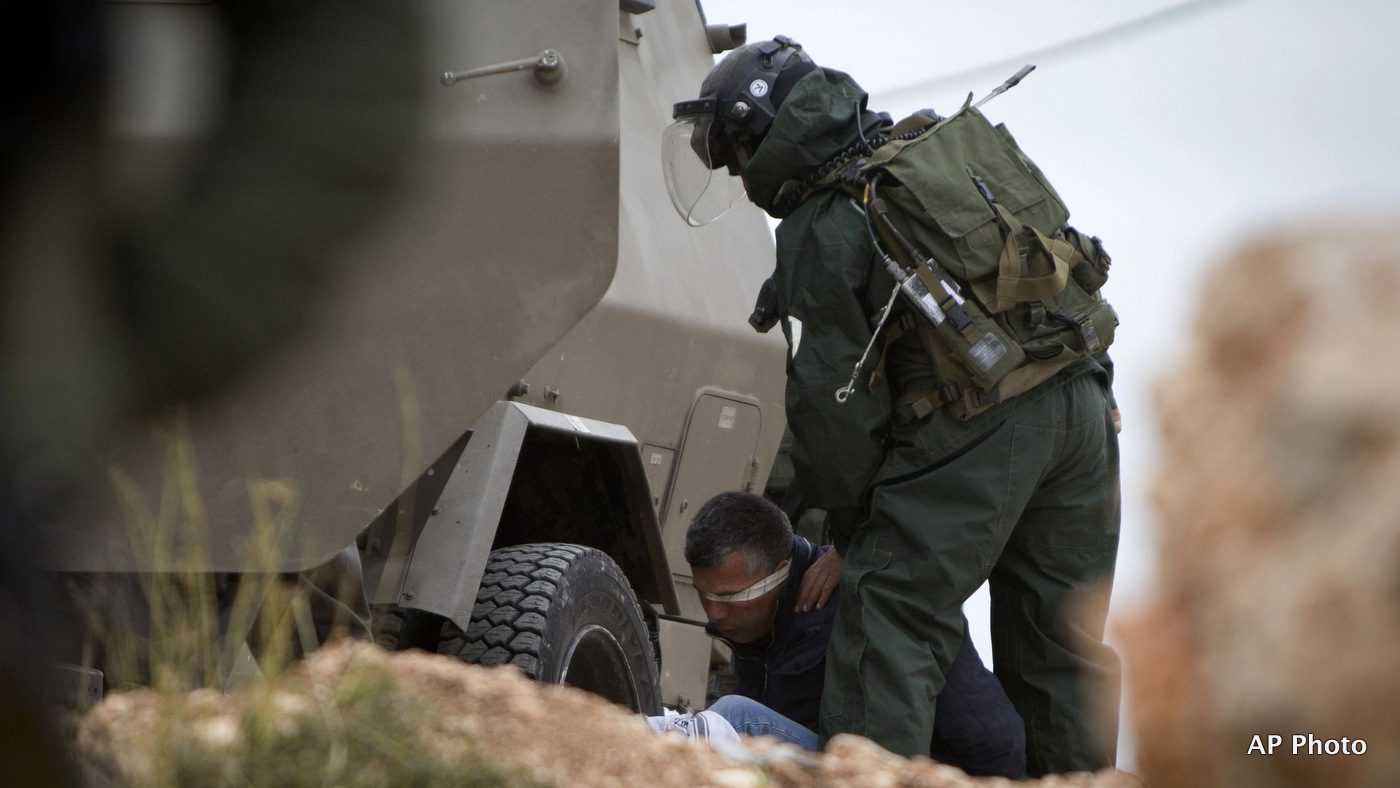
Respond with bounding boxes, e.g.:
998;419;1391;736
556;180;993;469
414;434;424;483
818;102;1117;421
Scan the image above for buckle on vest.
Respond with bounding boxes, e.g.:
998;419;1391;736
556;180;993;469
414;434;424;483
971;386;1002;408
1028;302;1046;328
907;381;1002;421
1079;321;1101;353
946;301;973;332
911;397;936;419
909;381;965;419
1052;308;1102;353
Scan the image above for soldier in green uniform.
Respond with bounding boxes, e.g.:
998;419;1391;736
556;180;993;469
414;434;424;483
665;38;1122;775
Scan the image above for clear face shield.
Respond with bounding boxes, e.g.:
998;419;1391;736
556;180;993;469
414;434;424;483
662;104;749;227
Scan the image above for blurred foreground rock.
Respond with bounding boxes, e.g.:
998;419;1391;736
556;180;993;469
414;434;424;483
76;639;1136;787
1122;224;1400;786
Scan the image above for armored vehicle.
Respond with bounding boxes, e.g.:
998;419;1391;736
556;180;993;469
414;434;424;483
40;0;783;715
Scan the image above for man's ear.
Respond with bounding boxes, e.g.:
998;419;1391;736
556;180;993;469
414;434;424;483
775;558;790;572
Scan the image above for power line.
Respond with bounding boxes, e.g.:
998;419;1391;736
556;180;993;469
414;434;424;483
873;0;1254;104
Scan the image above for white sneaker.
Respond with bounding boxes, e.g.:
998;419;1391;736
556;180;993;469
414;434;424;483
646;708;740;746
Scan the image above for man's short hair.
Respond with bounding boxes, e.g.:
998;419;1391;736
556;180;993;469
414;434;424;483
684;491;793;574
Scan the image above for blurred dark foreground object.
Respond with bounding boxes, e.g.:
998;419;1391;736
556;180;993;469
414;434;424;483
1122;222;1400;787
0;0;423;782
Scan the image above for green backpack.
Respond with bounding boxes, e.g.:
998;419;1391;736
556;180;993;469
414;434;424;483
825;101;1117;421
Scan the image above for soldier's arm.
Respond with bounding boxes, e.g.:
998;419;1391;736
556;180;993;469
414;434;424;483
776;206;891;555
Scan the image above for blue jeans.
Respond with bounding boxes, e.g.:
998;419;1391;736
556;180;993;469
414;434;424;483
707;695;819;751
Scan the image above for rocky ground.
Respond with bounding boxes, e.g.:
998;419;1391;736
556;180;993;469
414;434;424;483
1118;223;1400;787
76;639;1136;788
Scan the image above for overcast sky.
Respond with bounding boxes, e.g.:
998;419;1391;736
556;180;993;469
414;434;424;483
694;0;1400;767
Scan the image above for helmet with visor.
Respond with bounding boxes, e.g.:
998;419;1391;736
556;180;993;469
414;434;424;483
663;36;815;225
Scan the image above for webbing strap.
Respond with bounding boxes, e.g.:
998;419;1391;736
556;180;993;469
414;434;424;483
899;380;984;419
969;201;1078;313
898;350;1079;421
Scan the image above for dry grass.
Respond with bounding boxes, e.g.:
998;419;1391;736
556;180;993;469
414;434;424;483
78;642;549;788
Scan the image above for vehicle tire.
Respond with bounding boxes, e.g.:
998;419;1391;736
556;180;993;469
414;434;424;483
371;605;407;650
370;604;443;652
438;543;661;714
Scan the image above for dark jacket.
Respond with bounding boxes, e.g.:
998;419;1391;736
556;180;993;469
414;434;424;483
706;535;833;730
706;534;1027;778
743;69;897;554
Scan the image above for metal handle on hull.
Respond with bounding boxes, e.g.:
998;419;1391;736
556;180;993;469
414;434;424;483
441;49;565;87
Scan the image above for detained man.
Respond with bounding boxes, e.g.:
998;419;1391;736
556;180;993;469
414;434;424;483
682;491;1026;779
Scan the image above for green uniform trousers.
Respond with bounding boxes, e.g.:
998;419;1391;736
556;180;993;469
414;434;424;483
817;371;1120;776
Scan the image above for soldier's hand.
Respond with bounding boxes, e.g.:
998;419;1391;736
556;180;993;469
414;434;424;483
796;548;843;612
1112;408;1122;434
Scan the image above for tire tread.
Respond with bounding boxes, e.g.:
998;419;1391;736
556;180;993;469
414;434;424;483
440;543;615;681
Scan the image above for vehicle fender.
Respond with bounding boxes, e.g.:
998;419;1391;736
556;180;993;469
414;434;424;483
377;402;680;632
